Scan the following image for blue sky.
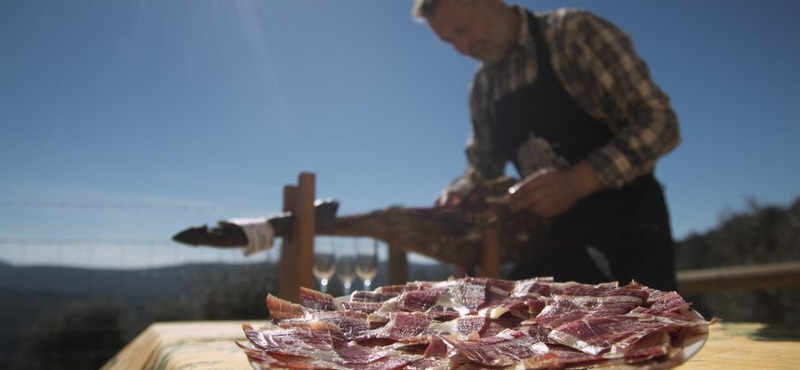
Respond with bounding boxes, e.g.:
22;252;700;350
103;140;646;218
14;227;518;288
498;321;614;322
1;0;799;268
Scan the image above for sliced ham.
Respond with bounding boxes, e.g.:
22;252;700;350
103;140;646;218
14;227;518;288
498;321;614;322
243;277;710;370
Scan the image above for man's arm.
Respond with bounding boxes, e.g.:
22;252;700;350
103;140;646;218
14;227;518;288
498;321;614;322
436;72;506;207
559;10;681;189
507;10;679;217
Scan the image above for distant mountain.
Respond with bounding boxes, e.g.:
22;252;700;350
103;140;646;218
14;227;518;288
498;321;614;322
0;262;221;363
0;261;233;299
0;260;455;300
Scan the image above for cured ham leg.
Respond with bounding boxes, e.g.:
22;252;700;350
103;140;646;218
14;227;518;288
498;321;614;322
172;176;548;266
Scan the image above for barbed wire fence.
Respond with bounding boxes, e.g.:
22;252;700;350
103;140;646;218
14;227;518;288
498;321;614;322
0;197;283;370
0;197;284;263
0;199;270;212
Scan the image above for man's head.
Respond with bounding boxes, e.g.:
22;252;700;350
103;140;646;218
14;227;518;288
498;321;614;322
412;0;519;64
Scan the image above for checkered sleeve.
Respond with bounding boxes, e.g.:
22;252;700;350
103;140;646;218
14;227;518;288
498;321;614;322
445;72;507;194
561;11;680;188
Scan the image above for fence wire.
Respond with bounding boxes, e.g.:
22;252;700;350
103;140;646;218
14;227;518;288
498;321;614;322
0;199;269;213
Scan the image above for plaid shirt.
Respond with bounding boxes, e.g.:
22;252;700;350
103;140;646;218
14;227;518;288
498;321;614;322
450;7;679;192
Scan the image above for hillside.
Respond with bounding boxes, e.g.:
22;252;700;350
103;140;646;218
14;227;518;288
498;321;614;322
674;197;800;326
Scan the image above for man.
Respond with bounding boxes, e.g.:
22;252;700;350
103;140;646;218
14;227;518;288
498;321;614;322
414;0;680;291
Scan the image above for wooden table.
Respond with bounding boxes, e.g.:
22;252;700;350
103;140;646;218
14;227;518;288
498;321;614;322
101;321;800;370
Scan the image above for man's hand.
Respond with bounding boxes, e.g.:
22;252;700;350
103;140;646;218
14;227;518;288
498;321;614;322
506;163;605;218
435;189;467;207
434;168;483;208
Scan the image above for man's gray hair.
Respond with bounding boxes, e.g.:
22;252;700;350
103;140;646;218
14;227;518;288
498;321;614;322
411;0;478;22
411;0;443;22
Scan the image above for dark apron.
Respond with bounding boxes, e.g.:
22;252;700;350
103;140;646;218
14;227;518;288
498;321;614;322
495;12;677;291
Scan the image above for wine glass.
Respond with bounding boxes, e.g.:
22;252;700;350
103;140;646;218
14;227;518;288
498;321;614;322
336;240;356;296
355;238;379;291
313;237;336;293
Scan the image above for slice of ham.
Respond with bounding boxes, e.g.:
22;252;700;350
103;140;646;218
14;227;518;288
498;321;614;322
396;289;449;313
439;329;556;368
548;314;669;355
266;294;308;320
395;315;490;346
631;289;693;317
300;287;342;311
341;301;384;314
241;321;419;369
278;310;372;341
362;312;433;341
549;312;709;356
511;277;553;297
533;283;649;329
351;290;400;303
479;295;547;319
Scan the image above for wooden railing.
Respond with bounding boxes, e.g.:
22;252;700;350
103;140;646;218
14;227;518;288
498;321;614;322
676;260;800;295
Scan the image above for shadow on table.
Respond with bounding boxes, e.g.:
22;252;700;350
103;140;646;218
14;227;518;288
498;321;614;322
751;324;800;341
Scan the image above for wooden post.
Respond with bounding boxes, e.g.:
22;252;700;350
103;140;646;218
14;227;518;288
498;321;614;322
677;261;800;295
294;173;316;292
387;244;408;285
480;228;500;278
278;185;299;302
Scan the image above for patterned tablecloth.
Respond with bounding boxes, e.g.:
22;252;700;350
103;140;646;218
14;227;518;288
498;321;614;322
101;321;799;370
